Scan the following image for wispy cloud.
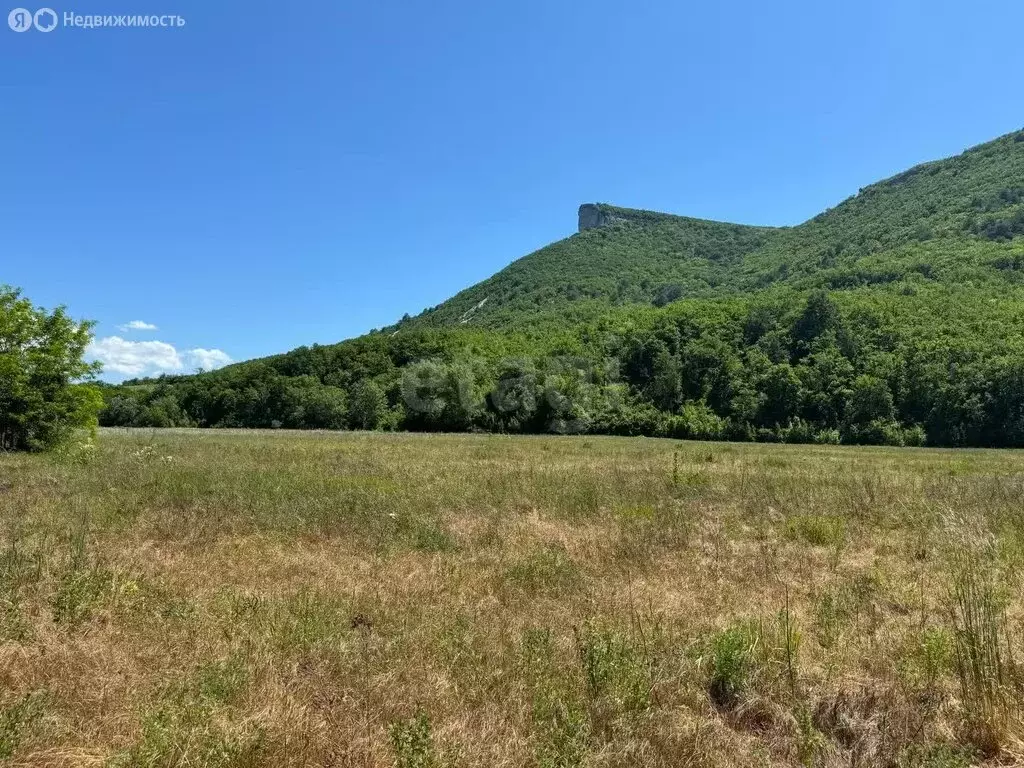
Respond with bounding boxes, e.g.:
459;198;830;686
87;337;232;378
117;320;158;332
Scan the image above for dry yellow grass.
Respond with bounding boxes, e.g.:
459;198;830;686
2;429;1024;766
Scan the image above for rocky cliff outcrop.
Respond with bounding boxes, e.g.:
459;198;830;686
579;203;678;232
578;204;608;231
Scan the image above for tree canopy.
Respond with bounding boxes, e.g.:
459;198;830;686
0;286;102;451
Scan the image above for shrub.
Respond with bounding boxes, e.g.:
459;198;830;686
678;401;726;441
0;286;102;451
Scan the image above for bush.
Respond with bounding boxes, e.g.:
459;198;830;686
678;401;726;441
845;418;910;446
781;418;816;444
815;428;842;445
0;286;102;451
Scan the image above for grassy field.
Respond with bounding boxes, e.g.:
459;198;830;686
2;430;1024;767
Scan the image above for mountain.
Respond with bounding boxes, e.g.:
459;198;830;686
102;129;1024;447
406;129;1024;330
408;206;777;329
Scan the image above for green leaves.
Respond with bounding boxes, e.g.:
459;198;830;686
0;286;101;451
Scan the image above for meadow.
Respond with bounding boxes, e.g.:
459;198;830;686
1;429;1023;767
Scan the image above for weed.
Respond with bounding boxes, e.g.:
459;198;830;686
706;607;803;710
918;627;953;688
111;699;265;768
575;622;653;714
896;743;975;768
389;708;436;768
707;620;759;708
0;535;40;642
774;599;802;699
191;655;251;706
794;701;825;767
613;502;691;561
813;589;848;650
110;658;261;768
272;589;349;654
0;692;46;759
390;512;457;553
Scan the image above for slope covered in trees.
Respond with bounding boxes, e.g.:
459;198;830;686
101;129;1024;447
405;129;1024;328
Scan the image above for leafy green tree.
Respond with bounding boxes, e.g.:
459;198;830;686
791;290;841;353
400;360;447;428
138;395;190;428
623;337;681;412
487;360;539;432
539;360;599;434
442;361;485;430
282;377;348;429
796;346;855;427
758;364;802;427
400;359;487;431
847;374;895;425
653;283;684;307
680;337;739;413
985;362;1024;446
100;394;143;427
0;286;102;451
349;379;387;430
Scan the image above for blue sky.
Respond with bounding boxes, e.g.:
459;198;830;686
2;0;1022;380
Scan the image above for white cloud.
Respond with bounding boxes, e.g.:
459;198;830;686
87;337;232;378
117;320;159;332
87;337;182;376
186;348;233;371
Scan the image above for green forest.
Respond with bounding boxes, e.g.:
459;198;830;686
10;129;1024;449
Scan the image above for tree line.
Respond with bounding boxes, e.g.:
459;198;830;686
100;287;1024;448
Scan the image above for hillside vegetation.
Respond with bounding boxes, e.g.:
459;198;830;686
101;130;1024;446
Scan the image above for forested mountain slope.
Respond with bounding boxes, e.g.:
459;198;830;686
102;129;1024;447
407;209;778;328
406;129;1024;329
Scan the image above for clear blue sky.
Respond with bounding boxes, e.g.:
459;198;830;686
2;0;1022;379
